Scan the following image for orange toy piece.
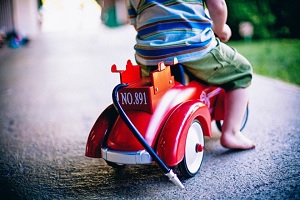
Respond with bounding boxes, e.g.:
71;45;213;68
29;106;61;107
111;60;175;113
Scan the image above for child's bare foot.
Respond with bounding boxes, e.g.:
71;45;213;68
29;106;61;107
220;132;255;150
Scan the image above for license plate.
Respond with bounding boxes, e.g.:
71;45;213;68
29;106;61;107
118;87;154;113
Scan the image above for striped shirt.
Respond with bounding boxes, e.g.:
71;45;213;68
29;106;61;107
128;0;217;66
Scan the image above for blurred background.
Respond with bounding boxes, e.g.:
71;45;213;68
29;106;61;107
0;0;299;39
0;0;299;85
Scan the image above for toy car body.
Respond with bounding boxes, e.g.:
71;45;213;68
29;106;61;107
85;60;248;186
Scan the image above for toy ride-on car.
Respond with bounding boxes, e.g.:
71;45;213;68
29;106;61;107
85;59;248;188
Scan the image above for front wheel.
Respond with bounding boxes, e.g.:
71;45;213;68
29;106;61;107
178;119;204;178
106;161;125;169
216;103;249;132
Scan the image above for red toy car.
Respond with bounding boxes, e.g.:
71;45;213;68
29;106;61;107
85;59;248;188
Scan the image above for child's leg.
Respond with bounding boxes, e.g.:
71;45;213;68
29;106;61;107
220;87;255;150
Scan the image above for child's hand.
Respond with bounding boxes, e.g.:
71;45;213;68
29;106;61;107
216;24;232;42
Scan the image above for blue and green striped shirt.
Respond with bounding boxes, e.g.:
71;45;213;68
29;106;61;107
128;0;216;66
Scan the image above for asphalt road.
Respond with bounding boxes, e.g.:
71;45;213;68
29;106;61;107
0;25;299;199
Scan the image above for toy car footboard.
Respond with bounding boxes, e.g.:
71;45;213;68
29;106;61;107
101;148;153;164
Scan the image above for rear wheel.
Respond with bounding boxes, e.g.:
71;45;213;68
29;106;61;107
178;119;204;178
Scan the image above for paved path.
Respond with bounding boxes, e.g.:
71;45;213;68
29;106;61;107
0;25;299;199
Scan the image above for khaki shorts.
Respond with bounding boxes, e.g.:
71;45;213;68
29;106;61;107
183;39;253;91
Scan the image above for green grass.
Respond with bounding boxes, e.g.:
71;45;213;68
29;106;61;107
228;39;300;86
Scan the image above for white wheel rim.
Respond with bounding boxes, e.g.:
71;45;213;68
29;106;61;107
185;120;204;174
